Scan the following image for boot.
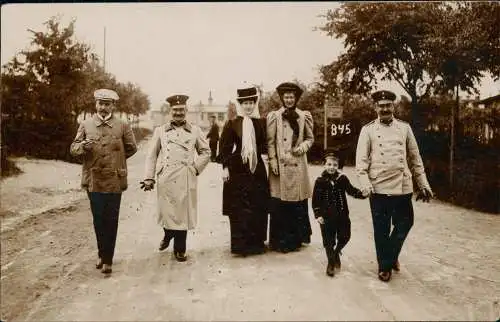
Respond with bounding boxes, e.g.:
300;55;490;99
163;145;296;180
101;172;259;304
325;248;335;277
333;249;342;269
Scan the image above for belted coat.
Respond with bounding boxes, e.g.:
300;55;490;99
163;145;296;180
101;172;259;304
144;122;210;230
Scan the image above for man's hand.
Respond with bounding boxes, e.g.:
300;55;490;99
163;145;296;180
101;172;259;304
140;179;155;191
416;187;433;202
82;139;95;151
316;217;325;225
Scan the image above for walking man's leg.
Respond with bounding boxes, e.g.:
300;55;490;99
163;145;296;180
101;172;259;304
173;230;188;261
369;194;393;279
388;194;414;271
88;192;105;268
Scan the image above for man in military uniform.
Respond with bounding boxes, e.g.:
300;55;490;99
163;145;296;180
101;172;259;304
142;94;210;262
206;115;220;162
355;90;433;282
70;89;138;275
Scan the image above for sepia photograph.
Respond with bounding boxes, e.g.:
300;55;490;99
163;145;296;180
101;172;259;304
1;2;499;321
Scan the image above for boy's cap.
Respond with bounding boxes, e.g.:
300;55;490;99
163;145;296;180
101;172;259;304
324;152;340;161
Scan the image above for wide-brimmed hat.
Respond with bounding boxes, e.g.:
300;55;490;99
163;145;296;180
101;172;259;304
276;82;304;101
236;86;259;103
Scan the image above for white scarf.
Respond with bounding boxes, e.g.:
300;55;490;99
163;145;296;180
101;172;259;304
241;116;257;173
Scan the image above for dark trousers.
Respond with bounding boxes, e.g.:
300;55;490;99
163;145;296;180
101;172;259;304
320;214;351;259
369;193;414;272
87;192;122;265
163;229;187;253
209;141;218;161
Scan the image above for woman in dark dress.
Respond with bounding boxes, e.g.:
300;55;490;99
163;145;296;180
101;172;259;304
219;84;269;256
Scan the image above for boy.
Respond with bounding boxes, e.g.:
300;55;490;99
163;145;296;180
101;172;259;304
312;153;366;277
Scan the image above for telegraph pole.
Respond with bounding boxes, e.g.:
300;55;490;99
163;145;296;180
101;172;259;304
103;26;106;72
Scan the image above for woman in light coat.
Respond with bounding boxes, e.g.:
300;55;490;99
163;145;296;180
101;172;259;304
267;82;314;253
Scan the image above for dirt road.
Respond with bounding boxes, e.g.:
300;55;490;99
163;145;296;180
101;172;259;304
1;141;499;321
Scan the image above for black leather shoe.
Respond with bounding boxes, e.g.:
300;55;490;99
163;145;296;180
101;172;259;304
174;252;187;262
101;264;112;274
326;262;335;277
334;251;342;269
378;271;392;282
159;238;171;251
96;258;103;269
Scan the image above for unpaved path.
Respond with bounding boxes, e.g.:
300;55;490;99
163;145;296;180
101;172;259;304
1;141;499;321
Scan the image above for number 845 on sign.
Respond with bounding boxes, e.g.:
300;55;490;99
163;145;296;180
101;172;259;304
330;122;352;137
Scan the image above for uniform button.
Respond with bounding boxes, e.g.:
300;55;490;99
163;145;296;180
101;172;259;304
284;138;287;141
379;144;382;147
381;153;384;155
377;136;381;138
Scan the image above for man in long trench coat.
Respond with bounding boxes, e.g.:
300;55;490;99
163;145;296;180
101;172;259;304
142;94;210;262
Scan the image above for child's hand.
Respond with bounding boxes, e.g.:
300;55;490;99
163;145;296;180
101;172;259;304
316;217;324;225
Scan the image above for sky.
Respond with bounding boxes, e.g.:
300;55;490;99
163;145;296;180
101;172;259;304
2;2;499;111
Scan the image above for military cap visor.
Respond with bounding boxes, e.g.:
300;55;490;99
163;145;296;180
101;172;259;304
166;94;189;107
94;89;119;101
276;82;303;100
371;90;396;104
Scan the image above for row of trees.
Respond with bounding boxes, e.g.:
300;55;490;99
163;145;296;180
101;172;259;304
1;17;150;164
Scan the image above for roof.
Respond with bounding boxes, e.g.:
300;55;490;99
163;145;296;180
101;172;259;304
477;94;500;105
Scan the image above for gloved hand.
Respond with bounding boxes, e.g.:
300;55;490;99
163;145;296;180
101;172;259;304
270;159;279;176
416;187;433;202
140;179;155;191
291;144;306;156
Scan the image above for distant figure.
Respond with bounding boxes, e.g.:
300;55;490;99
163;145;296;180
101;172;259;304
142;94;210;262
70;88;138;275
312;152;366;277
356;89;433;282
266;82;314;253
219;84;269;256
206;115;220;162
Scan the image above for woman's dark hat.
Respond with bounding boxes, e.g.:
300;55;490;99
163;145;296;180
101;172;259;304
276;82;304;101
236;86;258;103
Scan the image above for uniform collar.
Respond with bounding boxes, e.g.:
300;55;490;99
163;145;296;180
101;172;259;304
165;120;192;133
376;116;395;126
93;114;114;127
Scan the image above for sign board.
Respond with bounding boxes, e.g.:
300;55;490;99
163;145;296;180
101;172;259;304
326;118;360;151
324;99;343;119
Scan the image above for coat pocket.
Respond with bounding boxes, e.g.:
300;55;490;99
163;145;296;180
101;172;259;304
89;168;121;192
117;168;128;190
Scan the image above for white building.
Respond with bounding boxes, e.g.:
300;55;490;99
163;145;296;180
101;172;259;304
152;92;228;131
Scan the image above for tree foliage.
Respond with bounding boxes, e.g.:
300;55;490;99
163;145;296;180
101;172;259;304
318;2;500;140
1;17;150;164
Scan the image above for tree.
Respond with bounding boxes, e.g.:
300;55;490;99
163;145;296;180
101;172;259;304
318;2;500;145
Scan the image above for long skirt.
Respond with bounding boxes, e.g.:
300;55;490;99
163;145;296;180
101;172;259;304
224;172;269;254
269;198;311;252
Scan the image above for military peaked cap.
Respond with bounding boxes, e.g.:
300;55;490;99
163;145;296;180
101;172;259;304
166;94;189;107
371;90;396;104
